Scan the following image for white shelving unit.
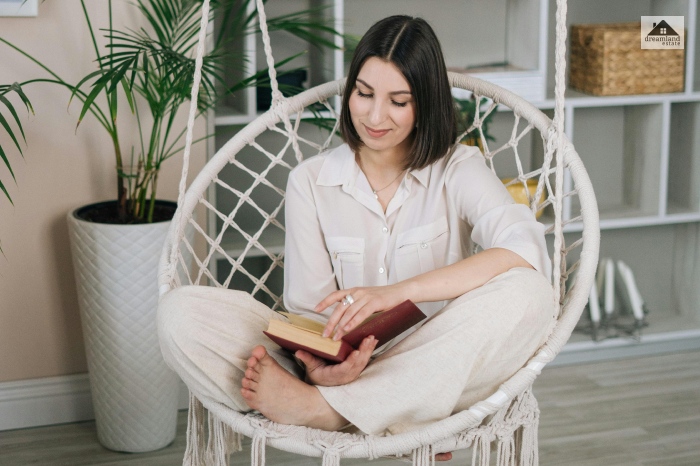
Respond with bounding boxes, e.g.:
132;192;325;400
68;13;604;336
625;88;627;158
210;0;700;362
542;0;700;361
344;0;549;102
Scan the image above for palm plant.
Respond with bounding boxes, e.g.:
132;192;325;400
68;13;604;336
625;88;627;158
0;0;342;224
0;83;32;205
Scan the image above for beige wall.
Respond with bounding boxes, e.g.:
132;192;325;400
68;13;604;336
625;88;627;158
0;1;206;382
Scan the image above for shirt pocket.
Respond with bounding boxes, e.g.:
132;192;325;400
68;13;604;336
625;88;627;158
395;216;449;282
325;236;365;290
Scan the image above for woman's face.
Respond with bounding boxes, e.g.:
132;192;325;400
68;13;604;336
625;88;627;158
348;57;416;155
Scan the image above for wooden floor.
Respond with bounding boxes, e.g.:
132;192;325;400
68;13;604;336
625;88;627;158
1;351;698;466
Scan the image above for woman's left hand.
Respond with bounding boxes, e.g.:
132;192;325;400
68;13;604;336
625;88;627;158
315;284;409;341
296;335;377;386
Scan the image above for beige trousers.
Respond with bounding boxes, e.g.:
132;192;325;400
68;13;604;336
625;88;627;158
158;267;555;436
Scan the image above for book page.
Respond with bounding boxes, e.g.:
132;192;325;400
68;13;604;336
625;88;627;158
278;312;326;334
267;319;342;355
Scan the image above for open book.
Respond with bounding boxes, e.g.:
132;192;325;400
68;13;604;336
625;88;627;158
263;300;427;363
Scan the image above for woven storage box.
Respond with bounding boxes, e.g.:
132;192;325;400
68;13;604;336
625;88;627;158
570;22;684;96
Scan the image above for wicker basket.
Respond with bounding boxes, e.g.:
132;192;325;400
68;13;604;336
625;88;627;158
570;22;684;96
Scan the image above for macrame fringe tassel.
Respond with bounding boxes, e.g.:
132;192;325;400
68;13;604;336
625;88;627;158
251;432;267;466
412;444;435;466
322;449;342;466
206;413;236;466
519;420;539;466
182;394;243;466
233;430;243;452
496;434;516;466
471;435;491;466
183;394;205;466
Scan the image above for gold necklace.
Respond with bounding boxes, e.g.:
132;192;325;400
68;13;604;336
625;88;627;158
357;156;405;199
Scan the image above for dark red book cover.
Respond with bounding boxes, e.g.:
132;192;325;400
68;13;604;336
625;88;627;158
264;300;426;363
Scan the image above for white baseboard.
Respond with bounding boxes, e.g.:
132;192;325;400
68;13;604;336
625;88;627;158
0;374;190;432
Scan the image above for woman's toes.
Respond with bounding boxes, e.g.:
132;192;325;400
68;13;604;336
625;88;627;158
245;368;260;381
251;345;267;360
435;452;453;461
240;387;255;403
247;355;259;370
241;377;257;390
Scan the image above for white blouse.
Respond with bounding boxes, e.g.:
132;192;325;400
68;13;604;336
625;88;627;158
283;143;550;325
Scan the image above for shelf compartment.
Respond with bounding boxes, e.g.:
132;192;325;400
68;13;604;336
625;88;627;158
213;0;255;117
668;103;700;214
254;0;339;95
216;255;285;309
471;107;558;223
547;0;692;98
214;107;338;127
215;0;340;120
480;108;540;177
556;224;699;343
570;103;663;220
345;0;546;102
213;119;341;257
219;226;285;260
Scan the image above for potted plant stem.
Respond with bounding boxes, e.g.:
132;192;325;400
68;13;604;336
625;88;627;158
0;0;342;452
455;95;496;151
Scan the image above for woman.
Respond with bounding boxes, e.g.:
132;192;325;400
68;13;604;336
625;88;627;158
159;15;555;449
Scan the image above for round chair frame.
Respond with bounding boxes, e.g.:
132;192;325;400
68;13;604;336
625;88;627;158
158;71;599;464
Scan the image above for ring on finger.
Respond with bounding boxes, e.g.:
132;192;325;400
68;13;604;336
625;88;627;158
341;294;355;306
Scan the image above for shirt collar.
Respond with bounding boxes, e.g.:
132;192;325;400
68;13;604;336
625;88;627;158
408;143;460;188
316;144;357;187
408;164;431;188
316;143;434;189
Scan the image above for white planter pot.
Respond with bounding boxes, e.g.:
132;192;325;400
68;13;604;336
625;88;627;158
67;201;179;452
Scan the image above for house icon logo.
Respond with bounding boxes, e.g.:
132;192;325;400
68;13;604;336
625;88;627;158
647;20;679;37
641;16;684;49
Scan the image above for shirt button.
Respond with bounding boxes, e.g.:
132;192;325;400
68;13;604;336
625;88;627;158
382;227;388;233
420;242;428;249
379;267;385;274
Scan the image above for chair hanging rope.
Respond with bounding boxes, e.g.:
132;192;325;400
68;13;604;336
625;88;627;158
160;1;601;465
551;0;569;306
168;0;210;283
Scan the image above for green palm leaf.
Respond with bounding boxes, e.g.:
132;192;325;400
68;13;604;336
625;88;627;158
1;0;345;226
0;83;34;205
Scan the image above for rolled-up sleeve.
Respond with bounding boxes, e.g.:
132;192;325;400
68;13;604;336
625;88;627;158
445;146;551;279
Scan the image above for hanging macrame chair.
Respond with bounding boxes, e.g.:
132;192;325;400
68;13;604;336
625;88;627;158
158;0;599;464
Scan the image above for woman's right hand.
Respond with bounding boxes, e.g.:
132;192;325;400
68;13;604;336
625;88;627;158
315;283;410;341
295;336;378;386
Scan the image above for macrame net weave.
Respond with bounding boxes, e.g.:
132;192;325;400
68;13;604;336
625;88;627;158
157;0;600;465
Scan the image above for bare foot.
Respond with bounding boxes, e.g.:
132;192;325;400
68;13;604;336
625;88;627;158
435;452;453;461
241;346;348;430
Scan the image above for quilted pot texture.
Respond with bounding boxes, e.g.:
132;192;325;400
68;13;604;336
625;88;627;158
67;205;179;452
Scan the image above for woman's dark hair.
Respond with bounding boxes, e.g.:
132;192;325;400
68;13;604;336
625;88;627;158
339;16;457;170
